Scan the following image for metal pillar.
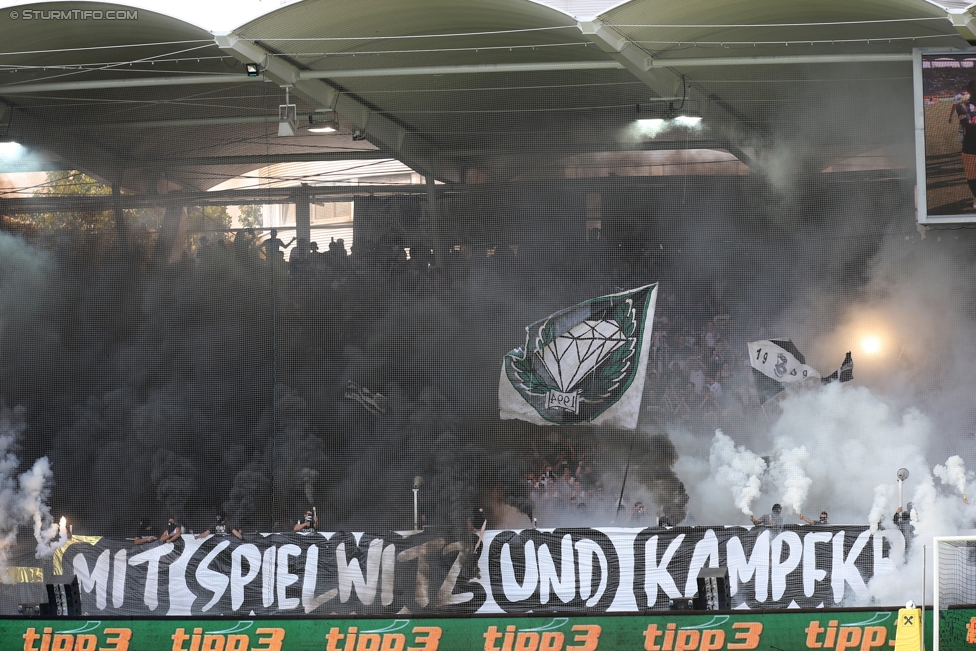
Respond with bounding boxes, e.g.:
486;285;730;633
295;182;311;243
111;181;127;246
426;176;445;270
156;205;189;264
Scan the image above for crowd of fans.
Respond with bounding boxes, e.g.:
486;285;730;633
202;226;769;438
643;308;764;438
522;435;611;526
21;217;777;532
184;224;770;525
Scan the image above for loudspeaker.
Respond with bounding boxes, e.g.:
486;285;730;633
18;603;48;617
668;599;695;610
694;567;730;611
45;577;81;616
695;567;732;610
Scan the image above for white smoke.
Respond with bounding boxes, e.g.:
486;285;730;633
20;457;65;558
867;470;976;606
767;441;812;515
674;380;976;606
933;455;970;498
709;430;767;516
868;484;892;532
299;467;319;505
0;405;66;581
676;383;934;526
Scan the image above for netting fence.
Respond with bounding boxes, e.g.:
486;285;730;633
0;5;973;617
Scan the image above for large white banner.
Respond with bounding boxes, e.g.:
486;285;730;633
57;524;903;616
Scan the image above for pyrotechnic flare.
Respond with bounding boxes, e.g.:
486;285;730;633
21;457;67;559
300;467;319;504
0;405;63;580
710;430;767;517
772;444;812;515
868;484;892;532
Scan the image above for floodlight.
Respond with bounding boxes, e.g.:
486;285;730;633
673;106;703;126
308;120;339;134
674;115;703;126
308;111;339;134
635;103;667;119
245;63;260;77
0;141;23;158
639;75;703;126
636;118;665;128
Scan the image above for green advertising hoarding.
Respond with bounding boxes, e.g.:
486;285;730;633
0;608;960;651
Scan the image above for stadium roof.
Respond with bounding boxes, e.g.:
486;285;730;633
0;0;968;195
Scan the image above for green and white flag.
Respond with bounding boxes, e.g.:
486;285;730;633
499;284;657;429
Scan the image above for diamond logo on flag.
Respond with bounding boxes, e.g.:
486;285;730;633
499;284;657;428
538;320;628;393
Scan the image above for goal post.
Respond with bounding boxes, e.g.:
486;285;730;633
934;535;976;651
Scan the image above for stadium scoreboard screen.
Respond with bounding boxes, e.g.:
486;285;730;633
914;48;976;224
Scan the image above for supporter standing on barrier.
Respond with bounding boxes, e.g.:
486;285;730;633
133;518;160;545
628;501;649;526
196;514;242;540
894;503;915;536
159;516;182;542
799;511;829;525
260;228;295;262
751;503;784;526
294;508;318;533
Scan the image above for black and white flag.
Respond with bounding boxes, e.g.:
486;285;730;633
821;351;854;385
748;339;853;403
343;381;388;416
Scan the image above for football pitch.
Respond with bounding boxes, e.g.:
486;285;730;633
925;99;974;215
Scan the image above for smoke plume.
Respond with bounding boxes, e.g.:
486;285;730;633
0;54;970;622
868;484;892;532
0;405;65;580
933;455;970;498
709;430;767;517
769;443;812;516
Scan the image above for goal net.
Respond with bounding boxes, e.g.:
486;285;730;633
935;536;976;651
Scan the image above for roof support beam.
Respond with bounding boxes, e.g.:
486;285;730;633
577;20;679;99
577;19;762;154
650;53;912;68
299;61;623;79
0;74;261;95
0;170;903;214
0;159;70;173
214;32;456;181
160;151;388;167
0;184;433;212
0;62;623;96
949;11;976;42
